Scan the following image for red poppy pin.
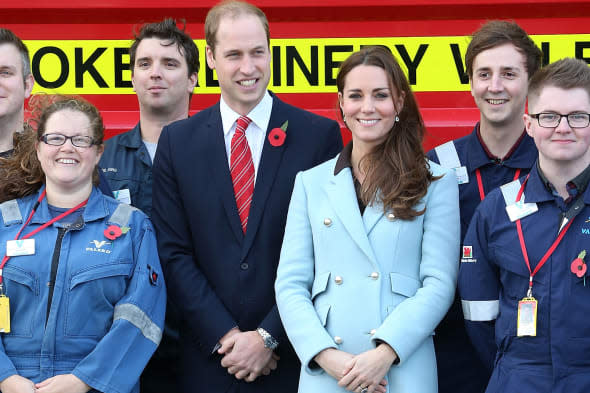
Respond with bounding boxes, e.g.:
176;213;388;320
104;224;130;240
571;250;587;286
268;120;288;147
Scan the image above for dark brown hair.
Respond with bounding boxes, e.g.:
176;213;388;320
465;21;542;80
129;18;199;76
205;0;269;55
0;28;31;82
0;95;104;201
528;57;590;108
337;46;435;220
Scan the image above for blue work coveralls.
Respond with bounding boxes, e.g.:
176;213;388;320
426;124;537;393
0;187;166;393
99;124;153;216
460;165;590;393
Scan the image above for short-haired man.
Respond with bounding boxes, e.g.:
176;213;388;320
426;21;542;393
99;18;198;217
0;28;34;157
460;57;590;393
99;19;198;393
151;1;343;392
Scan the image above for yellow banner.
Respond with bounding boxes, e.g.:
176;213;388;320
25;34;590;95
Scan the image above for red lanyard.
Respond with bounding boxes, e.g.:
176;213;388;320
514;175;573;297
475;168;521;201
0;190;88;286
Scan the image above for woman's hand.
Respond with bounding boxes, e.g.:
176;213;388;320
0;375;36;393
313;348;355;380
338;343;398;393
35;374;91;393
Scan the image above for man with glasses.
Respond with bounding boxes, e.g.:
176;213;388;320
460;57;590;393
426;21;541;393
0;28;34;157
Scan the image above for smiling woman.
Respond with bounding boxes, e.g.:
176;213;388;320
0;95;166;393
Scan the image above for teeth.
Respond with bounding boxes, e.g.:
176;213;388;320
487;99;507;105
239;79;256;87
57;159;77;164
359;119;379;125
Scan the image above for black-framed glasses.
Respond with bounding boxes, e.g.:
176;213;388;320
529;112;590;128
39;133;96;148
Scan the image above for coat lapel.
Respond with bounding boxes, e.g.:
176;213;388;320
325;167;378;265
206;105;244;243
362;202;385;235
240;97;287;259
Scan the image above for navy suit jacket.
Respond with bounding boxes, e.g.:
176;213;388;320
151;94;342;393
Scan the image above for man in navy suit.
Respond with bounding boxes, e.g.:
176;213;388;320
151;1;342;392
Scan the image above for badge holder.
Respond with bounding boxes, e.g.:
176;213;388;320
0;284;10;333
517;296;537;337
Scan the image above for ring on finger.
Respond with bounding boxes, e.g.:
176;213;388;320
360;386;369;393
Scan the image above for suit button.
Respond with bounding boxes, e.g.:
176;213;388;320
323;218;332;227
369;329;377;336
334;276;343;285
386;212;395;221
334;336;343;344
370;272;379;280
240;263;249;270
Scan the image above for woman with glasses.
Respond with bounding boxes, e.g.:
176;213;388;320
0;96;166;393
275;46;460;393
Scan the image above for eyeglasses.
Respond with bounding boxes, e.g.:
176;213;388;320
529;112;590;128
39;133;96;148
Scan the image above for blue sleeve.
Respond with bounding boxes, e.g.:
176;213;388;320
459;202;499;372
72;218;166;393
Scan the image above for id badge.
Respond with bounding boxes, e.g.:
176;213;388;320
506;201;539;222
0;295;10;333
113;188;131;205
453;166;469;184
6;239;35;256
517;297;537;337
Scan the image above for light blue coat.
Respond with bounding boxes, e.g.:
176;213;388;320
275;156;460;393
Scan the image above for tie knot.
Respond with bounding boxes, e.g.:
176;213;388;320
236;116;252;134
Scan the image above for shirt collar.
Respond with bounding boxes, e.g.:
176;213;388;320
334;141;353;175
537;160;590;196
476;124;526;163
220;91;273;137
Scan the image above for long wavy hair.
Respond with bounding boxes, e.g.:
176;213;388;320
336;46;437;219
0;95;105;202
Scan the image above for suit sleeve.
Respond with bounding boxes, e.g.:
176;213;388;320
275;173;337;375
152;126;238;353
425;148;440;164
72;218;166;393
459;201;499;372
371;169;460;363
258;118;342;345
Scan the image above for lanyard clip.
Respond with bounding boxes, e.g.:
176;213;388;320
527;276;533;298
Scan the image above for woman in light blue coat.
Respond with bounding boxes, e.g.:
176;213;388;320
275;46;460;393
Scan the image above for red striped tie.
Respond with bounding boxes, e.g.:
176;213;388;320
230;116;254;233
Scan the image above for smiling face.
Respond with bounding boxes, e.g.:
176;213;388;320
206;13;271;116
525;86;590;173
470;43;529;131
0;43;33;124
36;109;103;194
339;64;403;151
132;38;197;116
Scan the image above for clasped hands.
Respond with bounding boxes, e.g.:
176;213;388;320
0;374;90;393
314;344;398;393
218;327;280;382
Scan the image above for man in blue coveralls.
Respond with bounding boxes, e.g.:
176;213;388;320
426;21;542;393
460;57;590;393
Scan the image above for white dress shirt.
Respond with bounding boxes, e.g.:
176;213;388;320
220;91;272;181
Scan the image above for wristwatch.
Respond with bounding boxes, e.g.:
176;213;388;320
256;327;279;350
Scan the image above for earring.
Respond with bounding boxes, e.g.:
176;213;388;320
343;115;347;124
395;115;400;122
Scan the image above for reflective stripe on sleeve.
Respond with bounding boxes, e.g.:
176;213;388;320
109;204;138;228
113;303;162;345
434;141;461;169
461;300;499;321
0;199;22;226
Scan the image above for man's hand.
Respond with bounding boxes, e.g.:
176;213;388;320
35;374;91;393
337;344;396;393
0;375;36;393
218;330;279;382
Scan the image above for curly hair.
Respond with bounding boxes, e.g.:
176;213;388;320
0;95;104;202
336;46;437;220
